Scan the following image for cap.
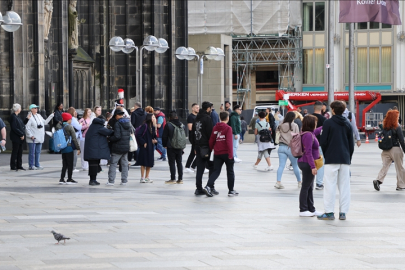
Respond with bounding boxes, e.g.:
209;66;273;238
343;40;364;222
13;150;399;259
114;110;125;116
62;112;72;122
154;107;161;111
29;104;39;110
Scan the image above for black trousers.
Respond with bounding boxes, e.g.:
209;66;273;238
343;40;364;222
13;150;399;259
195;146;213;190
167;148;183;180
61;152;74;180
207;154;235;191
10;142;23;169
298;162;315;212
185;144;196;169
88;159;100;181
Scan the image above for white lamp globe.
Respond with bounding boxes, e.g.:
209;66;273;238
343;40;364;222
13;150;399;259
155;38;169;53
109;36;124;52
143;35;159;51
175;46;188;60
1;11;22;32
185;47;196;60
122;38;136;54
215;48;225;61
0;12;3;24
204;46;218;60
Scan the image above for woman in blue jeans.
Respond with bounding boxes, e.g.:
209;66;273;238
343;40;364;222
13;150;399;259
275;112;302;189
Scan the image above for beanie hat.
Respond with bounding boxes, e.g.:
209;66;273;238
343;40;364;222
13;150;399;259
62;112;72;122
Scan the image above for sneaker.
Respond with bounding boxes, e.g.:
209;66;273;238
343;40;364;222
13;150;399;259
299;211;315;217
396;187;405;191
204;168;209;174
157;156;164;161
315;184;324;190
317;213;335;220
228;190;239;197
29;167;38;170
264;166;273;171
120;182;127;186
140;178;146;183
36;166;44;170
105;182;114;186
234;157;242;163
298;181;302;189
203;186;213;197
311;210;323;216
145;178;153;183
184;168;194;173
59;179;66;185
211;188;219;195
176;180;183;184
288;165;293;171
373;180;381;191
162;158;167;161
66;179;78;185
252;164;258;169
194;189;205;195
274;181;284;189
339;213;346;220
73;169;80;173
89;180;100;186
165;180;177;184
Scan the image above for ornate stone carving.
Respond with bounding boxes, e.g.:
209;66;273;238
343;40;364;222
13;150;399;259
44;0;53;40
68;0;85;50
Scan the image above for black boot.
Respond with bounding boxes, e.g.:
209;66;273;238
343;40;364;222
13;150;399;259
89;180;100;186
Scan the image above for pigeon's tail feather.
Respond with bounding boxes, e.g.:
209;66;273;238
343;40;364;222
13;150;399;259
63;237;70;240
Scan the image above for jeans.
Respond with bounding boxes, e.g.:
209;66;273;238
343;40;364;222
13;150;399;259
156;138;166;158
316;147;325;185
185;144;196;169
80;139;88;170
324;164;351;214
61;151;74;180
233;134;240;158
206;154;235;191
277;144;301;182
10;142;23;169
28;142;42;168
240;130;246;141
73;150;78;169
195;146;212;190
298;162;316;212
167;148;183;180
108;152;129;183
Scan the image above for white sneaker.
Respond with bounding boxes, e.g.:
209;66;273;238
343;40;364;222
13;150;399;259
298;181;302;188
120;182;127;186
274;181;284;189
140;178;146;183
73;169;80;173
234;157;242;163
105;182;114;186
184;168;194;173
288;166;293;171
311;210;323;216
299;211;315;217
264;166;273;171
252;164;258;169
145;178;153;183
204;169;209;174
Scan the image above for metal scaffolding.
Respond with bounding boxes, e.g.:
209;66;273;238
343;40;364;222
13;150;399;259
232;28;302;108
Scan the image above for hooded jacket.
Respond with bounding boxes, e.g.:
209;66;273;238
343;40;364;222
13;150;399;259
109;118;132;154
229;111;241;135
209;122;233;159
131;108;147;129
191;109;213;147
84;117;113;161
277;122;299;145
162;119;185;148
320;115;354;165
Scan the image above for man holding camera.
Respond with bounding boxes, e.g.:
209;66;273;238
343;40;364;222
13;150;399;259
25;104;54;170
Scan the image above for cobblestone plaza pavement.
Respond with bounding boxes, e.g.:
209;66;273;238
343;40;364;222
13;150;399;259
1;142;405;270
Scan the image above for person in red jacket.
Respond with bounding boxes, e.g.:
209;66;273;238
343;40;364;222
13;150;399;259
203;111;239;197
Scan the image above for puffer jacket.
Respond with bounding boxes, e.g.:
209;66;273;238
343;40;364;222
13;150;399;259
276;122;299;145
84;117;113;161
109;118;131;154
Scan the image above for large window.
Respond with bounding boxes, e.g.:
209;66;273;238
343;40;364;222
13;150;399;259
381;47;392;83
303;1;325;31
303;49;313;84
345;22;392;31
357;48;367;83
303;48;325;85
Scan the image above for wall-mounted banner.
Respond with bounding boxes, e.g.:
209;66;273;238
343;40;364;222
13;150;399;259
339;0;401;25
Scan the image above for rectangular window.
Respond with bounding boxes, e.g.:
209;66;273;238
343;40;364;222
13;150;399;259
315;2;325;31
370;22;380;29
315;49;325;84
345;23;350;31
369;48;379;83
357;48;367;83
382;23;392;29
303;49;313;84
345;49;349;84
381;47;392;83
357;22;368;30
303;3;313;31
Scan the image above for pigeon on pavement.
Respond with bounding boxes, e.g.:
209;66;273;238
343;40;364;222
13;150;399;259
51;230;70;244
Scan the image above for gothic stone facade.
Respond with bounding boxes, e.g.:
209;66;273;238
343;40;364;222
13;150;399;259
0;0;188;119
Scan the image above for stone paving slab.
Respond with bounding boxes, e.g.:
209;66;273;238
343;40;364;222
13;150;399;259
1;143;405;269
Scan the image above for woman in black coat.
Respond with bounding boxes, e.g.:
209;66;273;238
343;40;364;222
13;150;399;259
53;102;64;128
84;116;113;185
135;113;157;183
9;104;26;171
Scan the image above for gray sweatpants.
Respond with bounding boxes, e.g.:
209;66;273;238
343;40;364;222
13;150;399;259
108;152;129;183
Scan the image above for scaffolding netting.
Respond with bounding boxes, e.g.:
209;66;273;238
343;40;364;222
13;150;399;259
188;0;302;35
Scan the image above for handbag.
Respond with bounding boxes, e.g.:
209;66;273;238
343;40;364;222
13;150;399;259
199;146;211;159
129;132;138;152
314;155;324;170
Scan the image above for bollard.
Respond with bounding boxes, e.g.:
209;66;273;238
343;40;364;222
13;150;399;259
375;132;378;142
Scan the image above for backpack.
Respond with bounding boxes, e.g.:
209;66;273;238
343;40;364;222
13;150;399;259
289;131;310;158
53;126;69;152
258;122;272;143
169;122;187;149
378;129;397;150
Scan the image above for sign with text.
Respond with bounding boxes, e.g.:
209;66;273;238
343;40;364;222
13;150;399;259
279;100;288;106
339;0;401;25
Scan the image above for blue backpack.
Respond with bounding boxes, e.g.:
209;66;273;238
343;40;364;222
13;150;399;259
53;126;68;152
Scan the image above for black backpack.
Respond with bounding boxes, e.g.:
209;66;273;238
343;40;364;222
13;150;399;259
378;128;397;150
258;122;273;143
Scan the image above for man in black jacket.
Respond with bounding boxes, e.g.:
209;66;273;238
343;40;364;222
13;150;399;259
130;102;146;165
318;101;354;221
107;110;131;186
192;101;214;195
162;111;186;184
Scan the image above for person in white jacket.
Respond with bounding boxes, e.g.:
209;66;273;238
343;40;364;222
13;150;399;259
67;107;83;172
25;104;54;170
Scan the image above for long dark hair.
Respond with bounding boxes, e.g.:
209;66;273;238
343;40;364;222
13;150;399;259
54;102;63;112
283;111;296;131
145;113;154;134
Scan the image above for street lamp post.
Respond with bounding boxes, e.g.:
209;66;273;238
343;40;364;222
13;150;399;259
109;35;169;107
176;46;224;104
